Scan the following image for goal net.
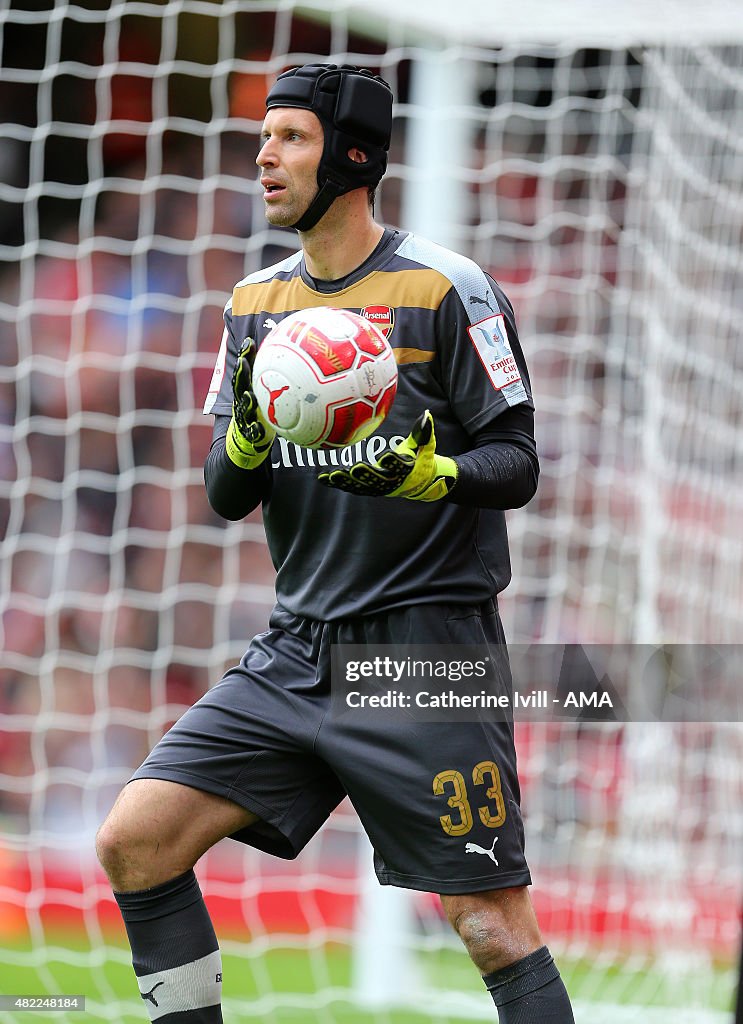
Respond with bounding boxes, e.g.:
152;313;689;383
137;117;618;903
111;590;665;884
1;2;741;1022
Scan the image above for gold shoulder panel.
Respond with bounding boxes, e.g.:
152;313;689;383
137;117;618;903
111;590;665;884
232;267;451;318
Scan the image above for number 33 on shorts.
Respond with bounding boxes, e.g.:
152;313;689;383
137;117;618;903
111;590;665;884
433;760;506;836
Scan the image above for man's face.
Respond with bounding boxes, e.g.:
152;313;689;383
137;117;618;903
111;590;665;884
256;107;324;227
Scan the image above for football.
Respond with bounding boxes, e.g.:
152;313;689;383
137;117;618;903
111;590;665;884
252;307;398;449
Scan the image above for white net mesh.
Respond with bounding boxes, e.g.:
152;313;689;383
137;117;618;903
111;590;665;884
0;3;741;1021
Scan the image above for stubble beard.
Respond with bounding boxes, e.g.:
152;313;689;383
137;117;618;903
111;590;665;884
264;206;293;227
263;185;319;229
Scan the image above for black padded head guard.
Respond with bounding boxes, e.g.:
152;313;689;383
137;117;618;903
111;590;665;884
265;63;393;231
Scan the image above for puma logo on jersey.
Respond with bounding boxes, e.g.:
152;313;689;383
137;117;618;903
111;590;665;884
470;293;495;313
140;981;165;1007
464;836;499;864
263;318;278;331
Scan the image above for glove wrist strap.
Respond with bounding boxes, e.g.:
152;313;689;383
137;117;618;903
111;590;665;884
226;417;271;470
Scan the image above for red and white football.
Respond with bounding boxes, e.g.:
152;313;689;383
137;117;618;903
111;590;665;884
252;306;398;449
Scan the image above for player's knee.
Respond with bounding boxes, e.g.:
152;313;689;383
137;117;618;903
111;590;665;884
449;902;513;971
95;815;130;881
441;886;542;974
95;802;159;889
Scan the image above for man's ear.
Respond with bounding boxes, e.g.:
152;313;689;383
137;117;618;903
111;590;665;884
348;147;369;164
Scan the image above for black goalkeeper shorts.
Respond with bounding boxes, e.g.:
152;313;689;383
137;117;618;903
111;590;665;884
131;600;531;894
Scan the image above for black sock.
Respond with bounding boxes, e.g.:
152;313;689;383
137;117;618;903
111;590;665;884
114;869;223;1022
482;946;575;1023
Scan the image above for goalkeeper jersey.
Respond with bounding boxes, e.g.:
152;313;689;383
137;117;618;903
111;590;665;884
204;229;535;622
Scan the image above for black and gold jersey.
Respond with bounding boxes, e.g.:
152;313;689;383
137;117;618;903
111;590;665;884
204;229;535;621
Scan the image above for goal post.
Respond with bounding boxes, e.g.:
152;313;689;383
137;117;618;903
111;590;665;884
0;2;742;1022
399;47;479;251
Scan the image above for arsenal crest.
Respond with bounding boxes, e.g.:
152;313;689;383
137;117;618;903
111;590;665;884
360;305;394;339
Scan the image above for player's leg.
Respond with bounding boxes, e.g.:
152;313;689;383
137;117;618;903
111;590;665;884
439;885;541;972
96;779;258;1023
97;610;346;1023
440;887;574;1023
96;778;259;891
324;599;575;1024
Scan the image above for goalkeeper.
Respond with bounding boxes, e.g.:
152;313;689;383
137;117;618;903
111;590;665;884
97;64;574;1024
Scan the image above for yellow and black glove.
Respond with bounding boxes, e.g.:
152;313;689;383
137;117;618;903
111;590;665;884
225;339;276;470
318;410;458;501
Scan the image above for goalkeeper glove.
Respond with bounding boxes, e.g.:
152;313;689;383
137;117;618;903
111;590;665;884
225;339;276;470
317;410;458;501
